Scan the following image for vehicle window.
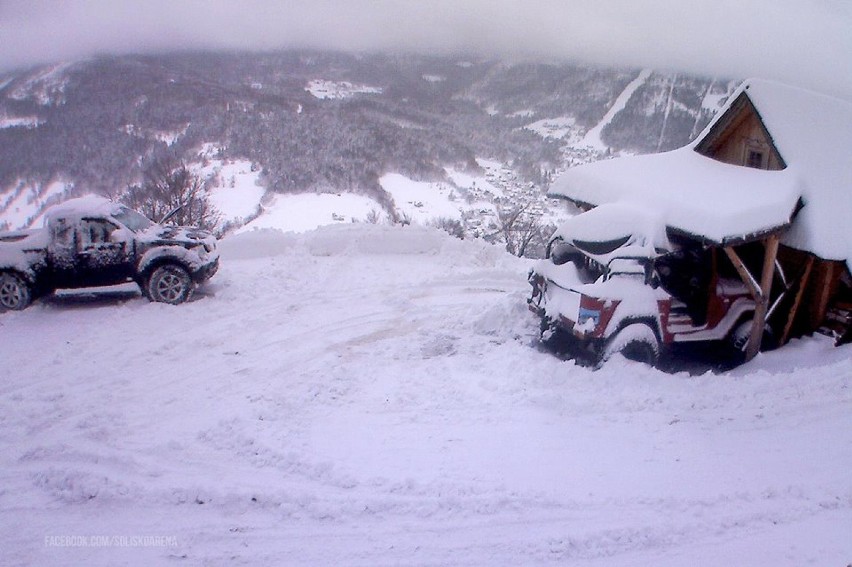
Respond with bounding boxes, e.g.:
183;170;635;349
112;207;153;232
572;235;631;256
549;239;582;265
51;218;74;247
79;219;118;246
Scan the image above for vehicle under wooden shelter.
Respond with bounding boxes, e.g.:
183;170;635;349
549;78;852;360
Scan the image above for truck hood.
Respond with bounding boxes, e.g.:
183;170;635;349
139;225;217;247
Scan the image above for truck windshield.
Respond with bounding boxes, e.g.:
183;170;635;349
113;207;154;232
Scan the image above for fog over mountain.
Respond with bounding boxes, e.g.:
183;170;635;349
2;0;850;99
0;50;739;235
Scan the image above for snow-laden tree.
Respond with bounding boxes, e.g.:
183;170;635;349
123;155;219;230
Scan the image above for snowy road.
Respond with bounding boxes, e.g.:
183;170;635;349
1;224;850;566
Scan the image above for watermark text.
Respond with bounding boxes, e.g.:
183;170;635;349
44;535;178;548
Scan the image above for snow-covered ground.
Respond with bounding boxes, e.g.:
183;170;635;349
196;157;266;226
306;80;383;100
1;223;850;566
581;69;653;151
241;192;385;233
0;180;73;230
0;115;42;129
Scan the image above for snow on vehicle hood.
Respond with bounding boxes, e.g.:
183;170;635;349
138;225;217;248
154;225;214;242
551;202;669;258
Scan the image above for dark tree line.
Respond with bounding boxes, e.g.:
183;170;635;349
0;51;730;218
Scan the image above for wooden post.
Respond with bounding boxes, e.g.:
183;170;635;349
780;256;815;345
746;235;780;360
814;262;837;329
724;246;761;299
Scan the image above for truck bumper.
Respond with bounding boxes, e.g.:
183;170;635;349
193;259;219;283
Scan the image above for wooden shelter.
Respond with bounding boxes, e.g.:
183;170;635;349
693;83;851;354
549;78;852;360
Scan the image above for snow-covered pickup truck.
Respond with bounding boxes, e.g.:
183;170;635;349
0;196;219;310
528;203;784;366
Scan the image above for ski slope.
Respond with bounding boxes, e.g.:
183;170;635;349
1;224;850;566
582;69;653;150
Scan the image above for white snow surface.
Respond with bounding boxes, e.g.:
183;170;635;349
196;158;266;224
380;173;464;221
306;80;383;100
0;180;73;230
581;69;653;150
0;115;42;129
524;116;581;141
1;223;850;566
240;192;385;233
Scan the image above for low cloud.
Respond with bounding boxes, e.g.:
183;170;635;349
2;0;850;98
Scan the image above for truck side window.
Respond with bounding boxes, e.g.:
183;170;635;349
51;219;74;247
79;220;118;247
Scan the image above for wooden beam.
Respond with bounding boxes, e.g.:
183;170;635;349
746;235;780;360
814;261;837;328
724;246;762;300
780;255;815;345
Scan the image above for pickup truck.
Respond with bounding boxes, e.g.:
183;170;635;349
0;195;219;310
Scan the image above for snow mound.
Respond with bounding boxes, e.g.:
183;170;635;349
240;192;384;234
1;223;849;566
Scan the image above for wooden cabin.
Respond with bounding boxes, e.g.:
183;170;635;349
692;83;851;346
549;78;852;358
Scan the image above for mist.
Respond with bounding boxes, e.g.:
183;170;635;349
2;0;850;98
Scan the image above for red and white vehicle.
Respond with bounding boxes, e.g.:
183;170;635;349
528;204;784;366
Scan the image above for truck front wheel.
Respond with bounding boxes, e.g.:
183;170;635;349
146;265;193;305
600;324;660;367
0;272;32;311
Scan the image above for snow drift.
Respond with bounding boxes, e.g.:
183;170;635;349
0;223;850;566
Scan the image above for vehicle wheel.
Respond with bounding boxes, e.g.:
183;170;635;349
729;319;776;354
0;272;32;311
600;324;660;367
146;265;193;305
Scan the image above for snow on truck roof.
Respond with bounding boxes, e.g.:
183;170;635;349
550;78;852;266
43;195;124;223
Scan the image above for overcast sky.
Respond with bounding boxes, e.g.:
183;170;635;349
2;0;850;99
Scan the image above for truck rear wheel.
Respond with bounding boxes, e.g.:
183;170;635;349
728;319;776;355
0;272;32;311
600;324;660;367
146;265;193;305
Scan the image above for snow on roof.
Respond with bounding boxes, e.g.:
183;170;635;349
710;79;852;264
43;195;123;223
551;78;852;265
552;202;668;251
550;147;802;245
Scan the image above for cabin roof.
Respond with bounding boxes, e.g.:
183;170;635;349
550;78;852;266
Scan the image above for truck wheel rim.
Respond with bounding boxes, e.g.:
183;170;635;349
157;274;185;302
0;280;22;308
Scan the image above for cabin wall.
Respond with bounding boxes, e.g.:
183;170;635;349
776;247;847;337
704;111;784;170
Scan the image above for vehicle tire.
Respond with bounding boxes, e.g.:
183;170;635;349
729;319;776;354
600;324;660;367
0;272;32;311
146;265;193;305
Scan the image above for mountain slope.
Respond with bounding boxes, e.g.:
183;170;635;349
0;51;738;232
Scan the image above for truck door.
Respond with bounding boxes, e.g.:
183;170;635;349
75;218;134;286
46;217;79;287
